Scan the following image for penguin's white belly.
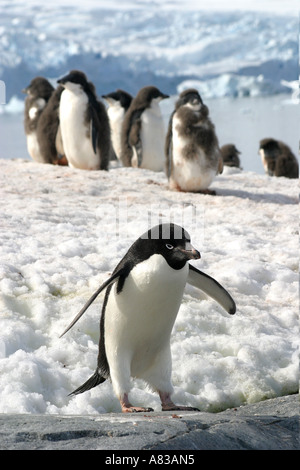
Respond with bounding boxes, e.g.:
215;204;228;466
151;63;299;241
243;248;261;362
170;125;216;191
139;106;165;172
59;90;100;170
107;105;124;160
259;149;269;174
104;255;188;378
26;132;44;162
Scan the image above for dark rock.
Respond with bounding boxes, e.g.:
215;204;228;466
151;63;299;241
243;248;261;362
0;395;298;450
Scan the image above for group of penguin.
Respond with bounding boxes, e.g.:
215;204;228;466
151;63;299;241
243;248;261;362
23;69;299;196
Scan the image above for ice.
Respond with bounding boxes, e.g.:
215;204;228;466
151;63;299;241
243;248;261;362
0;0;298;103
0;159;298;414
0;96;24;114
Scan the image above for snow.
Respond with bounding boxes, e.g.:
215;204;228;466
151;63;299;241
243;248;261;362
0;159;298;414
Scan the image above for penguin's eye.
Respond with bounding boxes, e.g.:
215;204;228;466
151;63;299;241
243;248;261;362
166;244;174;250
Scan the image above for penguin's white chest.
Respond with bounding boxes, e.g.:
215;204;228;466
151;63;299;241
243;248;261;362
104;255;188;376
259;149;269;174
59;89;100;170
170;115;216;191
26;132;44;162
107;104;124;160
136;103;165;171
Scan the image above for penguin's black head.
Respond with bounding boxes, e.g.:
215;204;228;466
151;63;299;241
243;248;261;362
259;138;280;158
136;86;169;106
136;223;200;270
22;77;54;99
57;70;90;91
102;89;133;110
176;88;203;110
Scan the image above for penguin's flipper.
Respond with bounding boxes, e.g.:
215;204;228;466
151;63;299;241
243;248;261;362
69;370;106;396
59;270;123;338
187;264;236;315
165;112;174;178
134;139;143;167
90;118;98;154
128;111;143;167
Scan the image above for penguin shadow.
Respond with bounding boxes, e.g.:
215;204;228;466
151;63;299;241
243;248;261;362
145;177;296;204
146;178;218;195
214;186;298;205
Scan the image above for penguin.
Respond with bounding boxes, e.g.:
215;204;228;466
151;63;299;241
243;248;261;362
22;77;54;163
36;85;68;166
259;138;299;179
121;86;169;171
165;89;223;194
60;223;236;413
57;70;111;170
220;144;242;169
102;89;133;161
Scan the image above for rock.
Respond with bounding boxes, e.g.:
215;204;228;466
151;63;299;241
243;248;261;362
0;395;298;450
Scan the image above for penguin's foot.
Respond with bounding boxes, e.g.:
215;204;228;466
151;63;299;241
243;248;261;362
122;405;154;413
120;393;154;413
55;154;69;166
162;405;200;412
159;391;199;412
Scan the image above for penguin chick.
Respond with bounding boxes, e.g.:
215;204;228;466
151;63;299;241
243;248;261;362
121;86;169;171
220;144;241;168
57;70;111;170
22;76;54;163
259;138;299;179
165;89;223;194
102;89;133;161
60;223;236;413
36;85;68;166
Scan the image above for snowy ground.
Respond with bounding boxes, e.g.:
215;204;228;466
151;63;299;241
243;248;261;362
0;158;298;414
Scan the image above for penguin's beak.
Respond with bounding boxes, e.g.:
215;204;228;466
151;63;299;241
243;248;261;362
57;73;70;86
57;77;66;85
179;242;201;260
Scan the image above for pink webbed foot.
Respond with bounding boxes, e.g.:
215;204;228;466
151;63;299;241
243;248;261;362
120;393;154;413
122;405;154;413
159;391;199;412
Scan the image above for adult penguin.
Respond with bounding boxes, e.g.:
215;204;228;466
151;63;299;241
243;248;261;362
57;70;111;170
120;86;169;171
61;223;236;413
102;89;133;161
